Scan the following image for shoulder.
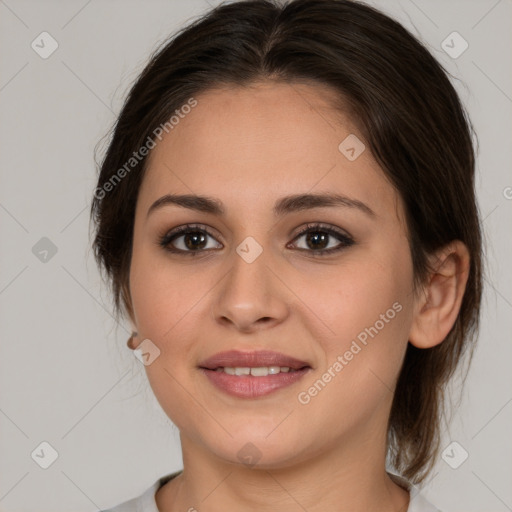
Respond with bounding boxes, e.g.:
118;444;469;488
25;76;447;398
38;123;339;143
388;472;442;512
408;491;443;512
99;481;159;512
100;470;183;512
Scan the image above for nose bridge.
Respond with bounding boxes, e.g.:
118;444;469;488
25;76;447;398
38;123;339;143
211;238;289;330
231;243;269;296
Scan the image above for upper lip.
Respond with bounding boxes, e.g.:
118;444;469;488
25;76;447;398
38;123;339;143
199;350;311;370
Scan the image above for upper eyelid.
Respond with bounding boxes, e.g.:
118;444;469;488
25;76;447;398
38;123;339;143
295;223;351;237
163;222;353;245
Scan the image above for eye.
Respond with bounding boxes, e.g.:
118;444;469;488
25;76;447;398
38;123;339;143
158;224;222;256
288;223;354;256
158;222;354;257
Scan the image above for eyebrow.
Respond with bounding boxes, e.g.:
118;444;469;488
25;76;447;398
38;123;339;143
146;192;376;218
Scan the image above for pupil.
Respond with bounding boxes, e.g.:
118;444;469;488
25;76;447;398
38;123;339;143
185;232;206;250
307;232;328;250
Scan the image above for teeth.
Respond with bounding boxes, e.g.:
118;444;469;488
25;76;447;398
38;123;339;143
215;366;295;376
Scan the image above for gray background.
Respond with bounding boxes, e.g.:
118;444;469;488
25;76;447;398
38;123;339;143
0;0;511;510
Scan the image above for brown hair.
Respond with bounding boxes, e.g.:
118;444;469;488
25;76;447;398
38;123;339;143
90;0;482;483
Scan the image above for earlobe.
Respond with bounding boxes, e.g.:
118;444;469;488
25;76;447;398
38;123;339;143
409;241;470;349
127;330;139;350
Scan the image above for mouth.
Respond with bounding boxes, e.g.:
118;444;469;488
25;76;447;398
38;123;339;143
198;350;312;398
200;365;310;375
198;349;312;372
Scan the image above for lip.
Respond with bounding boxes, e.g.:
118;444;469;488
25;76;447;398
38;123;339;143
199;367;311;399
198;350;312;371
198;350;313;399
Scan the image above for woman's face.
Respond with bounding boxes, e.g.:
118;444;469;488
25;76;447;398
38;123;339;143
129;81;417;468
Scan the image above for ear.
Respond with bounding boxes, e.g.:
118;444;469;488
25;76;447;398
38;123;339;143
121;279;141;347
409;240;470;349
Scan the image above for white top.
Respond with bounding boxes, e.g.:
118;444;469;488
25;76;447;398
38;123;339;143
101;471;441;512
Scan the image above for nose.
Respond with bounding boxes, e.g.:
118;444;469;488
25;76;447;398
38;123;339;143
210;248;290;333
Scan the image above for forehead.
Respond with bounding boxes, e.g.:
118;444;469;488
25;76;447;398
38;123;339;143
139;81;400;221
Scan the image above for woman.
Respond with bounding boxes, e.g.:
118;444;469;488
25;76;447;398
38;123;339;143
92;0;482;510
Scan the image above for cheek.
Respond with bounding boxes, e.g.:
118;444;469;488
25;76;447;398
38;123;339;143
129;239;200;337
128;246;208;429
308;237;413;358
293;271;413;436
312;248;412;337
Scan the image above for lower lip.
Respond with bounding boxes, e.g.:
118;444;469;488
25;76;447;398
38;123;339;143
199;367;311;399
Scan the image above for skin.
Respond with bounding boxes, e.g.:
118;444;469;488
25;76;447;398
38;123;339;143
127;81;470;512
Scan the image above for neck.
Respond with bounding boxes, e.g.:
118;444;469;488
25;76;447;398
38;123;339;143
156;424;410;512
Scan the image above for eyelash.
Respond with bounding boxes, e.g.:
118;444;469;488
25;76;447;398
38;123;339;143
158;222;355;257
